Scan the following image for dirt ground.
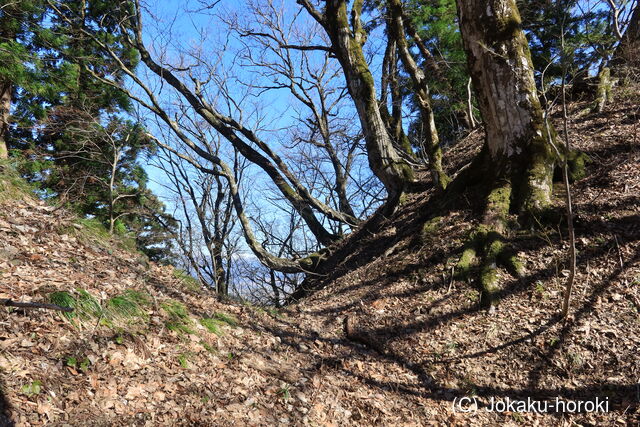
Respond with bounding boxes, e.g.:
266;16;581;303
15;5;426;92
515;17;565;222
1;93;638;425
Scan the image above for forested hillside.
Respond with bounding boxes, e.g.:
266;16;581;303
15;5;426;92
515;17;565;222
1;0;639;425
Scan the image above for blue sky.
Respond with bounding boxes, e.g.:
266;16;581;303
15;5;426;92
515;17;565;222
131;0;386;268
141;1;315;200
137;0;385;220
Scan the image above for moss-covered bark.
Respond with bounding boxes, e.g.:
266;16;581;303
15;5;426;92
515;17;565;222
323;0;414;200
297;248;331;271
453;180;523;308
449;0;554;307
567;150;590;182
0;9;15;161
456;223;524;308
594;67;612;113
387;0;448;190
456;0;556;216
0;77;11;160
379;37;415;159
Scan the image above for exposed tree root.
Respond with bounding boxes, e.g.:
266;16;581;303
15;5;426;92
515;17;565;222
594;67;614;113
566;150;591;182
456;181;524;309
456;225;524;308
292;141;561;305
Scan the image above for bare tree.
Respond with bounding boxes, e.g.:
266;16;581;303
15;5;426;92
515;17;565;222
297;0;415;203
154;138;244;295
237;204;308;306
228;1;366;221
610;0;640;70
47;0;365;272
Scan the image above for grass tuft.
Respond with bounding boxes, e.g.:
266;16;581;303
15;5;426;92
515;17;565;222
75;289;103;319
106;293;148;320
49;291;77;320
172;269;201;293
0;160;36;202
162;300;195;335
199;318;223;335
212;312;238;327
70;218;137;253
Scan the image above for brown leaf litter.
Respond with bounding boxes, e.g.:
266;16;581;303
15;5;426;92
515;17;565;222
1;94;639;426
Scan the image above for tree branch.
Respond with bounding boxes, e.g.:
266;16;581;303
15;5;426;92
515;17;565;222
1;298;74;313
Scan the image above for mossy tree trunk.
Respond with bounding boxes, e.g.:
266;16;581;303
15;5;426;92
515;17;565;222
454;0;556;307
214;251;228;295
380;37;413;157
595;67;612;113
387;0;449;189
456;0;555;214
211;174;230;295
389;52;413;157
321;0;414;202
0;8;16;160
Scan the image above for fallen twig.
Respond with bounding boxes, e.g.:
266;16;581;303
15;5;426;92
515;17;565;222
1;298;74;312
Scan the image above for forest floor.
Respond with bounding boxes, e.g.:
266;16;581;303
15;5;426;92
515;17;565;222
0;92;639;426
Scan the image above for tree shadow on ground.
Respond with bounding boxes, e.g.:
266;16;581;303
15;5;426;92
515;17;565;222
0;373;15;426
242;232;639;422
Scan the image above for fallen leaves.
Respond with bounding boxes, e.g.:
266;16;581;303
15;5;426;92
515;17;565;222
1;97;639;425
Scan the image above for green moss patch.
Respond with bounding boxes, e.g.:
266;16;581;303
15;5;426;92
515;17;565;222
421;216;443;243
567;150;591;182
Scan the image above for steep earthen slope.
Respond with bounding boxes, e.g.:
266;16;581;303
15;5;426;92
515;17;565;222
286;95;640;426
0;92;639;426
0;172;435;425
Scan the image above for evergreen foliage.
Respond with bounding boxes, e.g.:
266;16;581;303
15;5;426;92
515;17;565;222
518;0;615;81
0;0;176;262
406;0;470;145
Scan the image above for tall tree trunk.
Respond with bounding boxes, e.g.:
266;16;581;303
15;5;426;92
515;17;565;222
455;0;555;213
269;270;281;308
387;0;449;189
323;0;414;201
379;36;413;157
388;48;414;157
0;82;9;159
213;247;227;295
0;7;16;160
454;0;555;308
